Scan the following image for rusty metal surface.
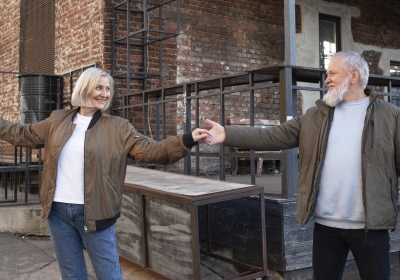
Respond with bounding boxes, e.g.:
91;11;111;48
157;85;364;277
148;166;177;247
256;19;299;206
19;0;55;74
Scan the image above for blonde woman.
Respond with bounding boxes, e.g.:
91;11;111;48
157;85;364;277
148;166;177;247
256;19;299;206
0;67;209;279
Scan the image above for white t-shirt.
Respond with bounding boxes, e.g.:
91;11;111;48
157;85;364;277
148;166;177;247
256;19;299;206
53;113;92;204
314;97;370;229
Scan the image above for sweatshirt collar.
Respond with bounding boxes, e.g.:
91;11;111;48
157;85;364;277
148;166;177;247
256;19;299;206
315;87;378;117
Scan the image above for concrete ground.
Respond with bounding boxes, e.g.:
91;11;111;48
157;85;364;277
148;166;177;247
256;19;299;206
0;173;278;280
207;173;283;195
0;233;253;280
0;233;159;280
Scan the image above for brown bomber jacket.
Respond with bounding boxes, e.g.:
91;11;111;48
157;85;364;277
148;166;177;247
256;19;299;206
0;108;194;232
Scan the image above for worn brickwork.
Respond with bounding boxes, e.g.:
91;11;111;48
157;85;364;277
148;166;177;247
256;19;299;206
329;0;400;49
362;50;384;95
176;0;284;82
0;1;21;123
54;0;108;73
55;0;112;107
362;50;384;75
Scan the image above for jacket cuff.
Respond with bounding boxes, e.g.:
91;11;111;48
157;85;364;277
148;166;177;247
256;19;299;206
223;126;233;146
182;133;198;149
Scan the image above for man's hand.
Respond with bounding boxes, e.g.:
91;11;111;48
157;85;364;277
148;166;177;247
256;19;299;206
204;119;226;145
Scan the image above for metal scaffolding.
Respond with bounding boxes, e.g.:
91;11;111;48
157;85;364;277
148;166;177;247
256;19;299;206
112;1;180;111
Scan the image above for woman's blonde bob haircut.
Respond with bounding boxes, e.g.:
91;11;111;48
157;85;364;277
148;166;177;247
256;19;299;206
71;67;114;111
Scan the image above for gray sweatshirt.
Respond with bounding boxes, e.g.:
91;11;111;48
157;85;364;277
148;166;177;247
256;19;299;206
314;97;370;229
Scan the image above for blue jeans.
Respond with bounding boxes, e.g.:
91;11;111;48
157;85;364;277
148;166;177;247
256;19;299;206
313;222;391;280
47;202;124;280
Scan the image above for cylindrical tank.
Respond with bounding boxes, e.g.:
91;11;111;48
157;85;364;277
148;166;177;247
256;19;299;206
19;75;58;125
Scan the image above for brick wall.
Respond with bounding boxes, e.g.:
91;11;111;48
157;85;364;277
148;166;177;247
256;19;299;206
109;0;287;122
329;0;400;49
55;0;113;107
0;0;21;123
362;50;384;95
108;0;299;174
54;0;109;73
176;0;284;81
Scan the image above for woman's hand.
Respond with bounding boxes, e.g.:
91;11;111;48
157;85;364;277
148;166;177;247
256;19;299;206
191;128;211;142
204;119;226;145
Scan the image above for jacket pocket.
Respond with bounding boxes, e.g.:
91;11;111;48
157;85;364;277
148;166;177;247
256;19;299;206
389;175;397;213
105;175;120;199
39;165;47;205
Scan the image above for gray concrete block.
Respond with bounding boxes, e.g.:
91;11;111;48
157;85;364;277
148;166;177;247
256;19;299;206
0;205;49;236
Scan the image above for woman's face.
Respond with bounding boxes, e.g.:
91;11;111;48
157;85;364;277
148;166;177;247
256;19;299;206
90;76;111;110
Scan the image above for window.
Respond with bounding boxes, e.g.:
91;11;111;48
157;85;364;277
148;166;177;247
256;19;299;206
319;14;341;69
390;61;400;77
390;61;400;107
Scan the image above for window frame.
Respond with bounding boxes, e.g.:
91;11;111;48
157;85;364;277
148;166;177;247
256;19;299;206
319;13;342;69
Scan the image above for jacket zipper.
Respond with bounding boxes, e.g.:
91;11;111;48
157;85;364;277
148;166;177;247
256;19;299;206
302;112;332;225
362;101;374;232
84;132;87;232
369;119;374;149
135;135;151;143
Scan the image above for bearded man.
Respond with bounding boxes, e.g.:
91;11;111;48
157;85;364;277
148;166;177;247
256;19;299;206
203;51;399;280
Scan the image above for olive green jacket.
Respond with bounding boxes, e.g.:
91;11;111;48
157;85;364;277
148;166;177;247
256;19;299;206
0;109;192;232
225;90;400;230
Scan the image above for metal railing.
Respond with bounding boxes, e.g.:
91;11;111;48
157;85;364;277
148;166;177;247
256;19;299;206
113;64;400;199
0;145;42;205
0;66;100;206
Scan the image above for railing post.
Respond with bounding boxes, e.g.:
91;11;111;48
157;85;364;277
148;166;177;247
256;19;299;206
320;71;326;99
162;89;167;171
195;83;200;176
219;78;226;180
388;79;393;104
279;67;298;199
184;84;192;175
249;72;256;185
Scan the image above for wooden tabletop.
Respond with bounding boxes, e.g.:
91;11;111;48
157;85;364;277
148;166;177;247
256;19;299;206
124;165;259;197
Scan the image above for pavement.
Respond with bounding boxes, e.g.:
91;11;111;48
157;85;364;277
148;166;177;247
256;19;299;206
0;173;280;280
0;233;159;280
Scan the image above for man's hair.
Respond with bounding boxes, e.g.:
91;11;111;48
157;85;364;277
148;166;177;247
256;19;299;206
331;51;369;89
71;67;114;111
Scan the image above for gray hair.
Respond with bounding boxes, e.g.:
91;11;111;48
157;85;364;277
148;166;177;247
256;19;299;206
332;51;369;89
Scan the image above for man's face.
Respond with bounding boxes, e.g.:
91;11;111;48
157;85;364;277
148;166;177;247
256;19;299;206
323;57;351;107
325;57;349;92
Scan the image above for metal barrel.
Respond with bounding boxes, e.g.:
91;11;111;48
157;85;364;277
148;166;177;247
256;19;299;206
19;75;58;125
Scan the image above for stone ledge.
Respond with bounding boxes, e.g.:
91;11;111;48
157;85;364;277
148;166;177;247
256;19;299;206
0;205;49;236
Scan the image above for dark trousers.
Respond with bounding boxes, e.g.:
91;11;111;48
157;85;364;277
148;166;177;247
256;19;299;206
313;223;391;280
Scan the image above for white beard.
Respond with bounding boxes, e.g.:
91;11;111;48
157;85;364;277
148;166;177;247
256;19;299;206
323;77;350;107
